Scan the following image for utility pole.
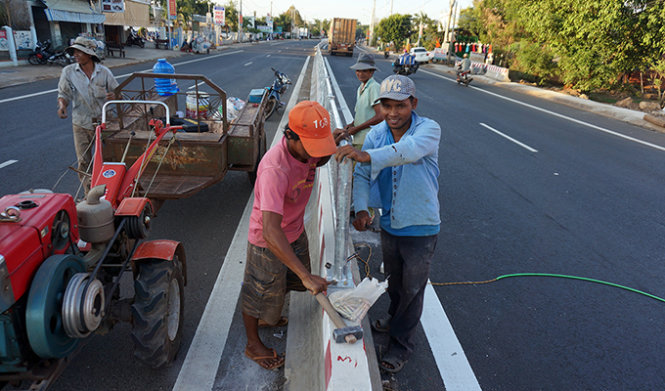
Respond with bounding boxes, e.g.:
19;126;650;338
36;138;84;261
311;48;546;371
390;0;393;15
369;0;375;46
443;0;456;62
238;0;243;41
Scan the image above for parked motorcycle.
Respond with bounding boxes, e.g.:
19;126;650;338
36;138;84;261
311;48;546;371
456;65;473;86
126;29;145;48
392;54;419;76
264;67;292;119
28;40;72;67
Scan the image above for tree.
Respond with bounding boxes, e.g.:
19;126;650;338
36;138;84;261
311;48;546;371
375;14;413;50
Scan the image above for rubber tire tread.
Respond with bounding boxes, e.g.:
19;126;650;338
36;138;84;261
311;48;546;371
265;96;278;120
131;257;184;368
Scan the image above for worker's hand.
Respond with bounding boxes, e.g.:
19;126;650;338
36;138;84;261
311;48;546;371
303;274;331;295
57;103;67;119
352;210;372;231
335;145;370;163
332;128;349;145
105;92;116;101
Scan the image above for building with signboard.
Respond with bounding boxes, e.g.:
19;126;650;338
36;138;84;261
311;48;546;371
102;0;151;45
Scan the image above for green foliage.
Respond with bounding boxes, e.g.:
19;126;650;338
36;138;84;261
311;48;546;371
375;14;413;50
466;0;665;91
509;40;558;84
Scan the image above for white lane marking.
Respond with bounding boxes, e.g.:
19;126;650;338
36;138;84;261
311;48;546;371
421;69;665;153
172;55;311;391
323;57;353;123
422;283;482;391
266;54;271;57
244;61;252;66
0;50;245;104
479;122;538;153
327;59;481;390
0;160;18;169
187;81;205;90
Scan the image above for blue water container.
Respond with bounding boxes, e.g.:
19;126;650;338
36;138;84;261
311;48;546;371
153;58;179;96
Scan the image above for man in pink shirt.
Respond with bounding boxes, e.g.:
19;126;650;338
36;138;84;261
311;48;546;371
242;101;336;370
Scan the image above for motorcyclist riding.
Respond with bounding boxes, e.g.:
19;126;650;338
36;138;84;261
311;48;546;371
456;53;473;85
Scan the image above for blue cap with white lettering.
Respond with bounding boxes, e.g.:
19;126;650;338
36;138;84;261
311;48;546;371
377;74;416;102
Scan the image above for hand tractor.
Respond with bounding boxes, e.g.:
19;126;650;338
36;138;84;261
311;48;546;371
0;101;187;389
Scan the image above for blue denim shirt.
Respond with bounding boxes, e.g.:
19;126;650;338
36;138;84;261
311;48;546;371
353;112;441;230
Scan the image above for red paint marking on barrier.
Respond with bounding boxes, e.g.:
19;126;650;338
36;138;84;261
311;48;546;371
337;356;352;363
319;236;326;269
318;207;323;231
325;340;332;390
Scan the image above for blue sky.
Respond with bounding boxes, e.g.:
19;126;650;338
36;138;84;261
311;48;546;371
234;0;475;25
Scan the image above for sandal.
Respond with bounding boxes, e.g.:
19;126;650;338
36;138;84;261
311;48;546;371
379;354;407;373
244;348;285;370
258;316;288;328
371;318;390;333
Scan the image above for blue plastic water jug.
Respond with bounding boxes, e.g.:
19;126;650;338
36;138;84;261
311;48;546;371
153;59;179;96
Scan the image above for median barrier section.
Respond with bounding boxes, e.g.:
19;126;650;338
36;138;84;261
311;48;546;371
485;64;510;82
284;43;381;391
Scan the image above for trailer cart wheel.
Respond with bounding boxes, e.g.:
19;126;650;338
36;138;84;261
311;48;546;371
265;96;278;120
248;130;267;185
131;256;184;368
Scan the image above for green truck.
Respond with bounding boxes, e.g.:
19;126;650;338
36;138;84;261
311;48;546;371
328;18;357;56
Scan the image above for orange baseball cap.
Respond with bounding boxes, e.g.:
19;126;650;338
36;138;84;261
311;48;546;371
288;101;336;157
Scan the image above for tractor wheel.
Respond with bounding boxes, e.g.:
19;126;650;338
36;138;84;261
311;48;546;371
265;96;278;120
248;129;267;185
131;256;184;368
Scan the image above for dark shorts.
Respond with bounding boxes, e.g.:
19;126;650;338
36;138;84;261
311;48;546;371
241;231;311;324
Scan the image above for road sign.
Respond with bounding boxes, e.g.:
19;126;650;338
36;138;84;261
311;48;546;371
214;6;225;26
168;0;176;20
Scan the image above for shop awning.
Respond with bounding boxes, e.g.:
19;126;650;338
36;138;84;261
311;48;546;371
42;0;106;24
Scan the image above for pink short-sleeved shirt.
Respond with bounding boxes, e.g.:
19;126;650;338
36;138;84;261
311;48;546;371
248;137;319;248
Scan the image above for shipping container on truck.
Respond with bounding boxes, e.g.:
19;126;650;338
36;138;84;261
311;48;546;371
328;18;357;56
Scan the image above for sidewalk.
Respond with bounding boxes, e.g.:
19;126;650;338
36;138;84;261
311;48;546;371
0;43;249;90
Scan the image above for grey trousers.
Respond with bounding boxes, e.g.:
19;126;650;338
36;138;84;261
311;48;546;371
381;230;438;360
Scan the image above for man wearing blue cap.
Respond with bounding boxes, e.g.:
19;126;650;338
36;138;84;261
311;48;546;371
335;74;441;373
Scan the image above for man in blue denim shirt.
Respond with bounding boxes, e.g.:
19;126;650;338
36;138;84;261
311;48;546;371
336;74;441;373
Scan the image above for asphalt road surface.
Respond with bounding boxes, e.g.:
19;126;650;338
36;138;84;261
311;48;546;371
2;40;665;390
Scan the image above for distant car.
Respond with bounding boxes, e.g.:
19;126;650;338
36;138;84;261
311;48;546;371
410;47;431;63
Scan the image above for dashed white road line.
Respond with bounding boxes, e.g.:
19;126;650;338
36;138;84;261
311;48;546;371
479;122;538;153
0;160;18;169
187;81;205;90
421;68;665;153
244;61;253;66
0;50;244;104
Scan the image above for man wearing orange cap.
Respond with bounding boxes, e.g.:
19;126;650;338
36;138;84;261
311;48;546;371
241;100;336;370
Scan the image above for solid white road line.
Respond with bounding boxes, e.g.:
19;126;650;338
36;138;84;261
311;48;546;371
0;160;18;169
422;283;482;391
172;55;311;391
327;58;482;391
0;50;244;104
244;61;253;66
421;69;665;153
479;122;538;153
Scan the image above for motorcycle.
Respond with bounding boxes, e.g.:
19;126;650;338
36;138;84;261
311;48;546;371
456;65;473;86
264;67;292;119
384;50;389;59
392;54;419;76
28;40;72;67
126;29;145;48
